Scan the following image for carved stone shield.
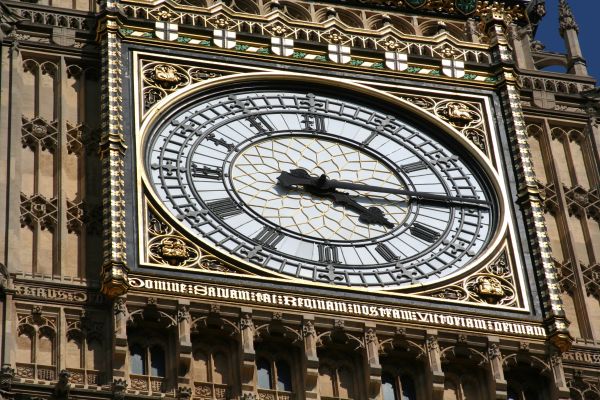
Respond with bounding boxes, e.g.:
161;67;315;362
455;0;478;15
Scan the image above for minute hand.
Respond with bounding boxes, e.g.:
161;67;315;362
325;180;490;208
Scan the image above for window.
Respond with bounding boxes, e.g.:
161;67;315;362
256;357;293;393
130;344;146;375
318;363;356;399
382;373;417;400
150;346;165;377
192;349;230;384
128;342;167;393
129;343;166;377
507;386;542;400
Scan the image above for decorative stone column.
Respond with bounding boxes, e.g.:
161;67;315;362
112;296;128;379
487;337;506;399
364;325;381;399
177;301;192;386
426;331;444;400
302;316;318;399
239;309;255;396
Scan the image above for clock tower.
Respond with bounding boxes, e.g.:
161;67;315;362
1;0;599;399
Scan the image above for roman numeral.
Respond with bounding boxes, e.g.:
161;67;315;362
253;226;284;248
205;133;235;151
401;161;428;173
318;244;339;264
410;223;440;243
301;114;326;133
248;115;274;134
362;132;378;146
191;163;223;180
205;198;242;219
375;243;398;262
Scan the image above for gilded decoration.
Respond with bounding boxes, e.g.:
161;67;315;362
121;2;494;65
399;95;489;155
420;251;518;307
145;203;247;274
141;60;223;112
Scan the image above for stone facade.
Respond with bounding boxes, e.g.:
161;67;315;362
0;0;599;399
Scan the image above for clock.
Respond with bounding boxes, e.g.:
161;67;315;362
143;76;500;289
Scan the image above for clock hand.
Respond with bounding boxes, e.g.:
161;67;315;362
277;169;394;228
322;190;395;229
277;169;490;208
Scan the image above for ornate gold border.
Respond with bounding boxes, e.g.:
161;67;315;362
132;70;530;312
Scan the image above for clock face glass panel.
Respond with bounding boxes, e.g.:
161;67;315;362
145;87;497;289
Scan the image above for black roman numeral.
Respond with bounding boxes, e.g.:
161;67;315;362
375;243;398;262
253;226;284;248
191;163;223;180
205;133;235;151
205;198;242;219
410;223;440;243
318;244;339;264
401;161;428;173
302;114;326;133
248;115;274;134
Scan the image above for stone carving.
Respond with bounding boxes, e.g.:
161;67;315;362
49;370;71;400
424;251;517;307
149;236;200;267
559;0;578;36
365;328;377;344
142;60;221;111
20;193;58;231
112;378;127;400
66;200;84;235
21;116;59;153
302;321;316;338
177;305;191;322
473;276;505;304
488;343;501;359
178;386;192;399
0;365;14;392
240;314;254;331
113;297;127;316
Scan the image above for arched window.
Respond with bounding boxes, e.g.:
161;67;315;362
257;357;272;389
37;330;55;366
318;361;358;399
212;351;228;384
150;345;165;377
276;359;292;392
16;327;34;364
382;373;417;400
400;375;416;400
130;344;146;375
256;357;293;393
382;373;397;400
66;337;82;369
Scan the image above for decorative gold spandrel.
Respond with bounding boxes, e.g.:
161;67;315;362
419;249;520;308
398;94;489;156
141;60;225;114
144;201;251;275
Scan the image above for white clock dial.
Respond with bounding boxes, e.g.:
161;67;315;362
231;136;408;241
145;87;497;289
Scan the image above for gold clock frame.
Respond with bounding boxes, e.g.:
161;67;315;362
133;68;530;312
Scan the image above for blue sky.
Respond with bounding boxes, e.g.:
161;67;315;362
535;0;600;82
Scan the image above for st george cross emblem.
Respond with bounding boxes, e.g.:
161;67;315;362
214;29;236;49
155;21;178;41
271;37;294;57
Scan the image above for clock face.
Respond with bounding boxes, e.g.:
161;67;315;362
145;87;498;289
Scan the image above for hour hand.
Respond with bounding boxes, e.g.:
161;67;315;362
328;191;394;229
276;169;315;189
